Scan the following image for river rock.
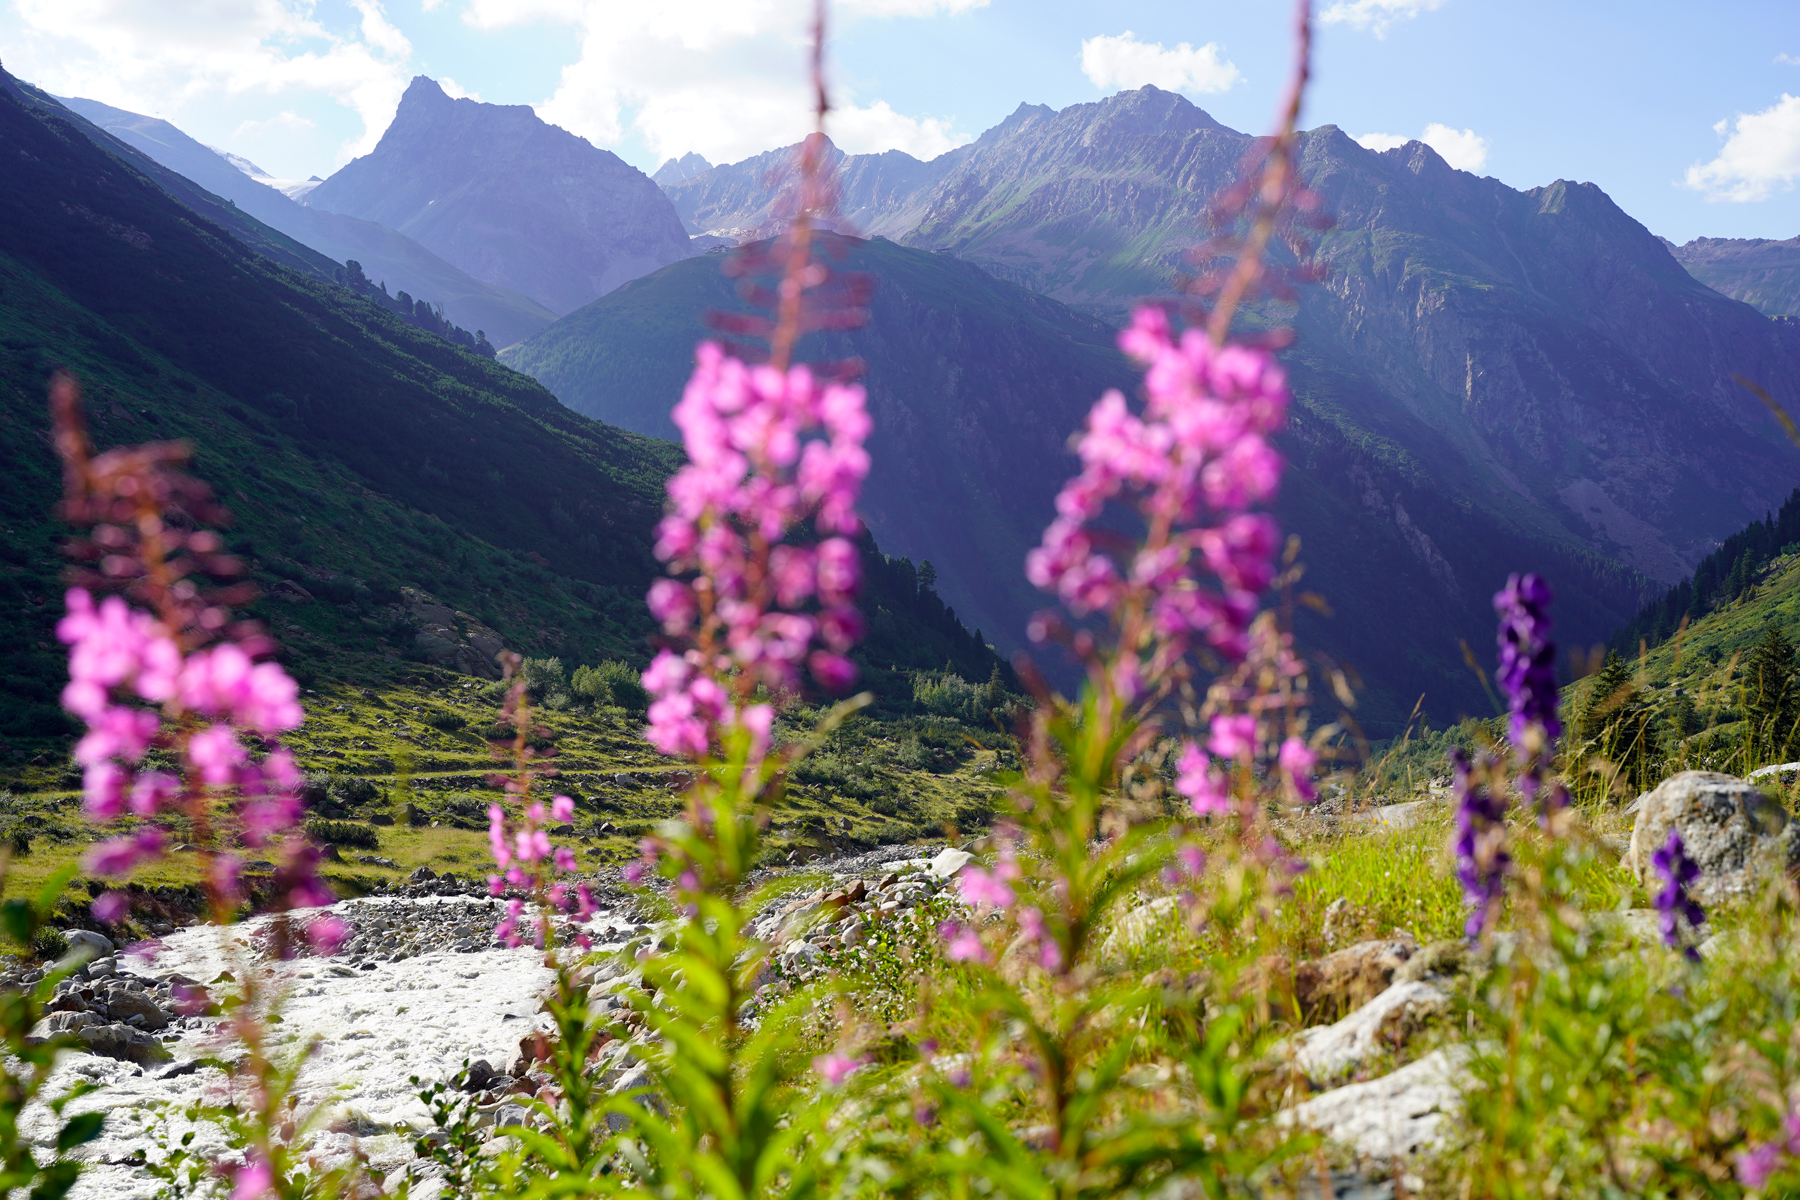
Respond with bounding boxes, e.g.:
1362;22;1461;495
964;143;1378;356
64;930;114;957
928;848;974;879
1248;937;1417;1023
1624;771;1800;901
104;989;169;1032
79;1021;172;1064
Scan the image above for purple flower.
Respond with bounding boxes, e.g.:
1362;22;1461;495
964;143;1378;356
1451;749;1509;940
1738;1141;1784;1189
1651;826;1705;961
1493;573;1561;746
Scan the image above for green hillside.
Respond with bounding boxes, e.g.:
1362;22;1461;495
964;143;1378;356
0;65;1010;789
504;237;1650;735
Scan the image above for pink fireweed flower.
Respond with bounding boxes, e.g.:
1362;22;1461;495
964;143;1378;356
226;1154;274;1200
73;704;160;769
127;770;180;818
488;804;511;868
1028;306;1289;672
83;761;129;820
187;723;247;785
553;846;577;873
1207;713;1258;761
494;898;527;949
551;794;575;822
306;916;350;956
958;866;1016;910
644;339;871;760
86;828;166;877
939;920;990;964
813;1052;863;1085
1017;906;1063;973
1278;736;1318;802
239;793;301;848
58;589;181;717
176;643;303;737
1175;741;1232;816
90;890;131;925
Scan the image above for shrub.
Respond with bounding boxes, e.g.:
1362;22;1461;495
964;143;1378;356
29;928;66;962
571;660;648;713
424;710;468;731
517;656;565;699
302;819;379;849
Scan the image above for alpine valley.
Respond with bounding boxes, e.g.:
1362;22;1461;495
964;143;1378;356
3;66;1798;753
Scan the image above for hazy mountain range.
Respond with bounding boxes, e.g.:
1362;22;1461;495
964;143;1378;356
3;61;1797;734
56;94;559;349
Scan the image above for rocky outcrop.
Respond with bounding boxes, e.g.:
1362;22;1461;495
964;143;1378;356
396;587;507;679
306;77;694;316
1624;771;1800;902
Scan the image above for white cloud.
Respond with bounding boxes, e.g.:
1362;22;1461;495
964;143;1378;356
462;0;977;166
1355;123;1489;172
232;110;316;140
1685;94;1800;202
1320;0;1448;38
5;0;413;165
1079;30;1242;95
1778;52;1800;66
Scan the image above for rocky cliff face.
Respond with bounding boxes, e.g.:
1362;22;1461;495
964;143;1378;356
57;95;558;348
659;87;1800;591
306;77;693;316
1671;236;1800;318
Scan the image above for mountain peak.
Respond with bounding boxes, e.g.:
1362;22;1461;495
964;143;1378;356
401;75;452;106
653;152;713;186
305;80;692;315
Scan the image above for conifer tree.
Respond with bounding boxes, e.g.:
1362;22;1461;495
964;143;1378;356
1744;624;1800;763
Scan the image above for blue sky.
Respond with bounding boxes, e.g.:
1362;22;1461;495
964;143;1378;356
2;0;1797;242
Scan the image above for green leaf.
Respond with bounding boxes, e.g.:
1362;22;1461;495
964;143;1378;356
55;1112;104;1153
0;899;33;948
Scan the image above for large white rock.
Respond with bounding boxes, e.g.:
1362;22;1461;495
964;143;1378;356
1624;771;1800;902
927;848;974;879
1283;1046;1471;1160
1290;980;1449;1083
64;930;113;957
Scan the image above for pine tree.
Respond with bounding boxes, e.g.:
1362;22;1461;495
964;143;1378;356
1744;625;1800;763
1578;651;1658;792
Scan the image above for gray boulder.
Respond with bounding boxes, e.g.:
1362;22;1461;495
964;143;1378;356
1625;771;1800;902
79;1022;171;1064
105;989;169;1032
64;930;114;957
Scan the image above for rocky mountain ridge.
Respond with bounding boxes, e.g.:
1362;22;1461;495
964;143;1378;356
1670;234;1800;319
55;94;558;349
305;77;694;316
661;87;1800;593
